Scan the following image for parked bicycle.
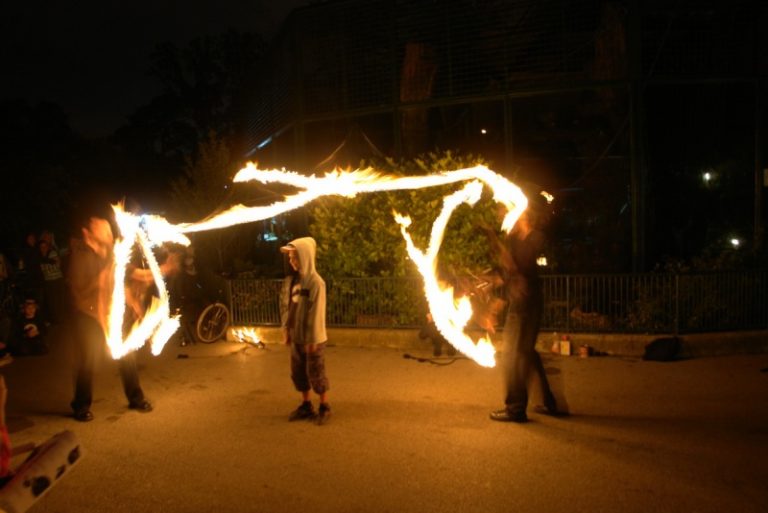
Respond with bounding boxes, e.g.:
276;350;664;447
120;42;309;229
170;248;231;345
194;301;230;343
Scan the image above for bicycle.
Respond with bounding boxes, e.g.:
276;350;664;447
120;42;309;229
194;301;231;343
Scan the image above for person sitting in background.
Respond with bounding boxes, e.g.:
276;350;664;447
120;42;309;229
10;298;48;356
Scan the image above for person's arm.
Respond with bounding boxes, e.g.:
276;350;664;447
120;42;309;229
127;251;181;284
304;279;326;350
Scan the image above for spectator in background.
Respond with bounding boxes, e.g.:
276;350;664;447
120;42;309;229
40;229;69;273
16;232;43;305
38;237;66;324
9;298;47;356
169;246;206;346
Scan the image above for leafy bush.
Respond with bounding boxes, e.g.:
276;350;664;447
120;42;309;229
309;150;502;280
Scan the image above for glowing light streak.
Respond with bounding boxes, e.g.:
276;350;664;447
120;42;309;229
180;164;528;235
394;181;497;368
105;163;532;367
107;205;182;359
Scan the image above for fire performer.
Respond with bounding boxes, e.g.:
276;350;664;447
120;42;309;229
486;194;564;423
279;237;331;425
67;216;174;422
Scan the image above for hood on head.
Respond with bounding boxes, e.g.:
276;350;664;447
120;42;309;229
281;237;317;278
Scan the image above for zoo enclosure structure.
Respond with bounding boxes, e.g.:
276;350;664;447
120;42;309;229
245;0;767;271
227;269;768;335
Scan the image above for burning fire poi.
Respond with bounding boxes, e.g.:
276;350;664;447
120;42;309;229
106;164;531;367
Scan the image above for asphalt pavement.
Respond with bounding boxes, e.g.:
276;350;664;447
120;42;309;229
2;322;768;513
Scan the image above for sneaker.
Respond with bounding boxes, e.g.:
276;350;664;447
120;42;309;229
128;400;154;413
73;409;94;422
489;408;527;423
288;401;315;422
316;404;331;426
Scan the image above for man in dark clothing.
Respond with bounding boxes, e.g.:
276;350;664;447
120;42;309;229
487;201;564;423
68;217;153;422
169;247;206;345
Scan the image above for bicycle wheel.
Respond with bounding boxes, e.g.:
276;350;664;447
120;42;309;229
196;302;230;343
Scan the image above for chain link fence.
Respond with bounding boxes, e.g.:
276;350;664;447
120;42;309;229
228;270;768;334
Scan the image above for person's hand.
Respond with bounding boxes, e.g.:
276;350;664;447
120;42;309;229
160;252;182;277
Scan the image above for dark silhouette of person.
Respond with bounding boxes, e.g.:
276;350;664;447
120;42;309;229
67;216;153;422
486;195;566;423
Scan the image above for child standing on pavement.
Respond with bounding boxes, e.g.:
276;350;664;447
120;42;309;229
279;237;331;425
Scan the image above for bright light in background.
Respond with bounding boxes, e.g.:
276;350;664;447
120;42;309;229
480;128;487;135
730;238;741;248
701;169;717;187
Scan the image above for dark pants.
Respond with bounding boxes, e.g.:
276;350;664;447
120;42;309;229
501;296;555;414
42;278;67;324
71;311;145;412
290;343;329;395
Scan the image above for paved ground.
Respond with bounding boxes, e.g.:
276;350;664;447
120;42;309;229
2;323;768;513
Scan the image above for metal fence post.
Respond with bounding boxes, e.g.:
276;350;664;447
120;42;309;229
674;274;680;336
566;275;571;333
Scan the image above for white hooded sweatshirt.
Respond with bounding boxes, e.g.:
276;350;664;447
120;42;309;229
279;237;327;345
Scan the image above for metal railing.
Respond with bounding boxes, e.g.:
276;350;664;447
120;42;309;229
228;271;768;334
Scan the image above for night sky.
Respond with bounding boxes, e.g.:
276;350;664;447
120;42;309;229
1;0;307;138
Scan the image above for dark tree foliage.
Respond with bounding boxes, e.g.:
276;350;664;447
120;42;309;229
114;31;266;171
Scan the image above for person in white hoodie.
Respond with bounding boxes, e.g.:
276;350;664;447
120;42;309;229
280;237;331;425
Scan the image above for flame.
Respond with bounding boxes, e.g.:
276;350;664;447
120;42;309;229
107;205;183;359
394;182;497;367
103;163;532;367
233;327;262;344
177;164;527;235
